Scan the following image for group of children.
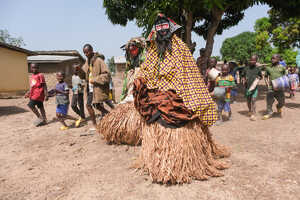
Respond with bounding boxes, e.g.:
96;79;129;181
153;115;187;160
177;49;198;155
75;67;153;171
206;54;299;124
26;43;119;131
25;63;107;130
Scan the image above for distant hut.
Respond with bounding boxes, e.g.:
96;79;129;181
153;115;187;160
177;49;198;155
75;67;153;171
27;50;85;86
0;42;36;96
114;56;126;78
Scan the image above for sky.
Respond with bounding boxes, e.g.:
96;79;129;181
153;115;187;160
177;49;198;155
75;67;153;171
0;0;270;59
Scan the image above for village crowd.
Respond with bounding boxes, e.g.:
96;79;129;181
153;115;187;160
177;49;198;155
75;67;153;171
25;48;299;130
23;13;300;183
25;27;299;130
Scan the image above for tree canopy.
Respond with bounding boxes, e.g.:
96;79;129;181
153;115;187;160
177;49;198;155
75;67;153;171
261;0;300;18
103;0;260;71
103;0;300;67
220;31;269;63
268;9;299;50
103;0;256;47
221;11;299;65
255;10;300;53
252;8;299;65
0;29;25;47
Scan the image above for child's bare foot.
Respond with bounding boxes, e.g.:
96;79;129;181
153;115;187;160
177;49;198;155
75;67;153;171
215;120;222;126
89;124;97;132
250;115;256;121
225;111;232;121
248;111;252;117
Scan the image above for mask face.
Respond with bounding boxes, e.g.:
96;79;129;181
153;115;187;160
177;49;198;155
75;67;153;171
155;19;170;38
154;15;174;55
129;44;139;57
155;22;169;32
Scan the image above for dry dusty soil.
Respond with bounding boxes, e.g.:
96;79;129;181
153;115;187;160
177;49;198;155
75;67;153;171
1;82;300;200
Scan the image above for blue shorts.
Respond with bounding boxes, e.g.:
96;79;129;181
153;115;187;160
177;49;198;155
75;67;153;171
56;104;69;115
231;89;237;97
217;100;231;112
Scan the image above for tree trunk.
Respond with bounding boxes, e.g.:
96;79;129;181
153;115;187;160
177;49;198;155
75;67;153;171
204;7;224;68
183;9;193;49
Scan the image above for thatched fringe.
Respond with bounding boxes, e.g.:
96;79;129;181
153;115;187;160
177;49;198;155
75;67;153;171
135;120;230;184
97;103;143;145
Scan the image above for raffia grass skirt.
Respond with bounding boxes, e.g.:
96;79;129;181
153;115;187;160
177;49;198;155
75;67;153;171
97;102;143;145
135;120;231;184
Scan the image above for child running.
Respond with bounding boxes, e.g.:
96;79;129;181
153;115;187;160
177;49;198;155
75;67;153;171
71;64;85;124
287;66;299;99
215;64;236;124
241;55;262;121
25;63;48;126
55;72;80;130
263;54;286;119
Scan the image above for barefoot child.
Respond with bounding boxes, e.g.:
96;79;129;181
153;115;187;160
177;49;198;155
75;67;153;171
287;66;299;99
55;72;79;130
241;55;262;121
25;63;48;126
215;64;236;123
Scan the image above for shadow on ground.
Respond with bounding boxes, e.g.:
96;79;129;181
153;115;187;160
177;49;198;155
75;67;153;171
0;106;28;117
285;102;300;109
237;110;250;117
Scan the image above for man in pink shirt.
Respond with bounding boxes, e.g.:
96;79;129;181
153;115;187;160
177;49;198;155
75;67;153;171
25;63;48;126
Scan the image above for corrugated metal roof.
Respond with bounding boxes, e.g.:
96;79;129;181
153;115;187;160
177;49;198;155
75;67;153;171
28;55;79;63
114;56;126;64
35;50;85;62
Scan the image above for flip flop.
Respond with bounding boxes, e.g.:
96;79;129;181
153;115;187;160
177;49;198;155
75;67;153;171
60;126;69;131
75;118;83;128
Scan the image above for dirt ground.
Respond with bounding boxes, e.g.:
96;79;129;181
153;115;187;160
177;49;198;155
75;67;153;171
1;81;300;200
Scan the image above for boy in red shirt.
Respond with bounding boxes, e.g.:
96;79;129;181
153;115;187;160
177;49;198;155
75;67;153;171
25;63;48;126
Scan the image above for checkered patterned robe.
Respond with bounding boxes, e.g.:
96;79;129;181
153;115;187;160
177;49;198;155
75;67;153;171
140;35;217;126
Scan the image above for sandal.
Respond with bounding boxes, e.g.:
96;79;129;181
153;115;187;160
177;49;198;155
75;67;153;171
60;126;69;131
75;118;83;128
